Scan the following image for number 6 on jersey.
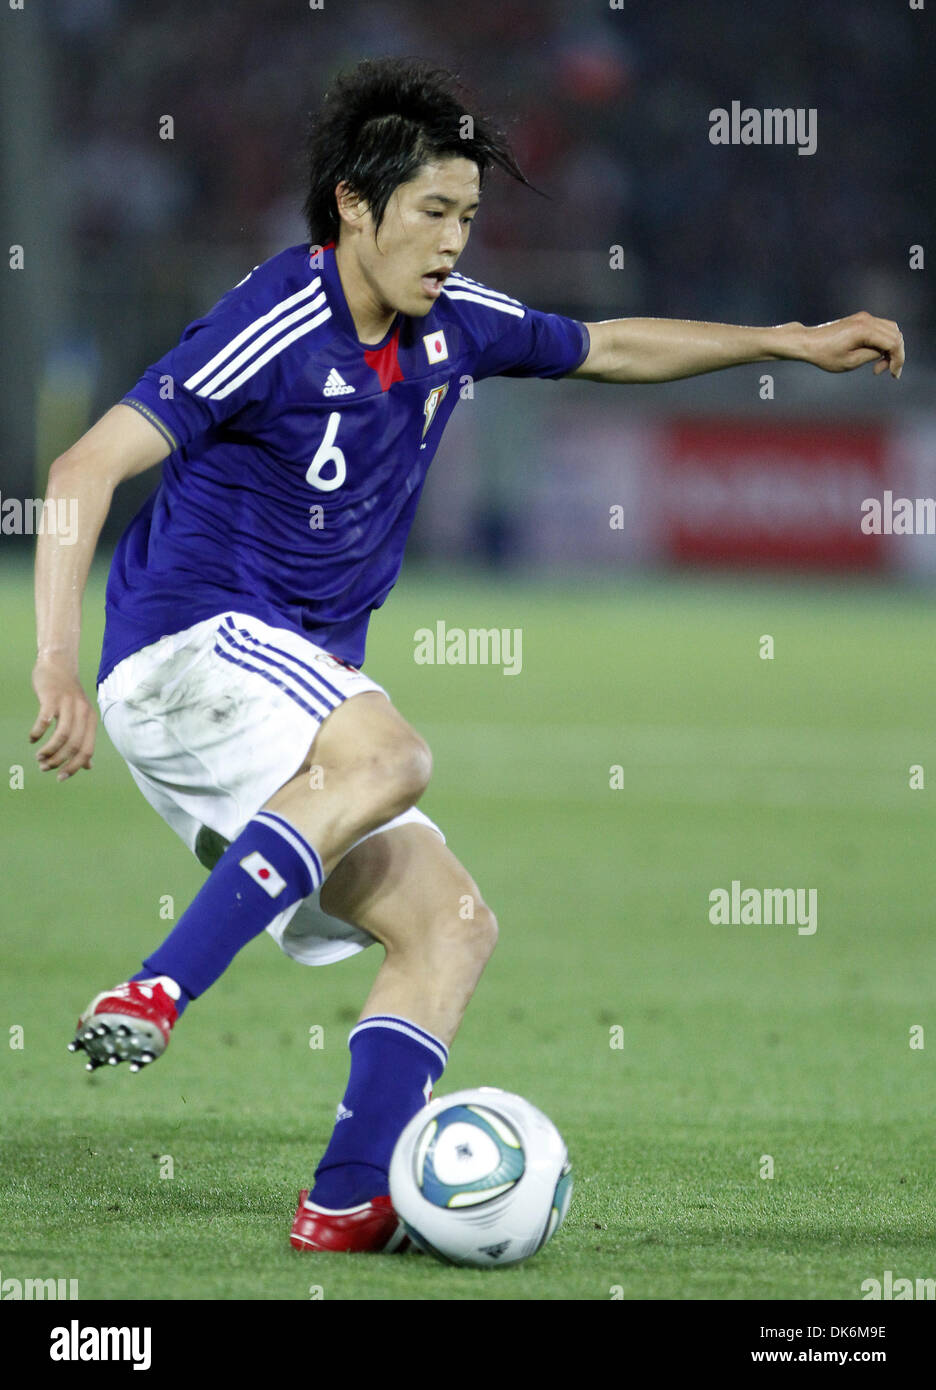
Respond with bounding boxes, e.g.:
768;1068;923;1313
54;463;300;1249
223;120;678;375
306;411;346;491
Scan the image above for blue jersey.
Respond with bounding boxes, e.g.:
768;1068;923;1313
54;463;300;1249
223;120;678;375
98;241;590;685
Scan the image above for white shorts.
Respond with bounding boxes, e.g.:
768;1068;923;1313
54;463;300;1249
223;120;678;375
96;610;445;966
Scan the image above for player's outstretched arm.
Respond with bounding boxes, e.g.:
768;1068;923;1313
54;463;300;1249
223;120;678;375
569;310;904;384
31;404;171;782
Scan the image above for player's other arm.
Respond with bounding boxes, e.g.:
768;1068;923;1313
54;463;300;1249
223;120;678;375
31;403;171;781
569;311;904;383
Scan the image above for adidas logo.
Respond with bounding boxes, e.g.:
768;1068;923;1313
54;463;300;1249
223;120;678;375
336;1101;353;1122
323;368;354;397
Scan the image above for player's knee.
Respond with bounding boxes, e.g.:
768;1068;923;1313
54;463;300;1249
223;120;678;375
432;899;498;964
346;730;431;823
378;731;432;814
315;702;432;817
403;731;433;802
460;901;498;975
471;903;498;962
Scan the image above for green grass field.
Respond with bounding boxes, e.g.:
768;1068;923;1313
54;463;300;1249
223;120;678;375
2;558;934;1301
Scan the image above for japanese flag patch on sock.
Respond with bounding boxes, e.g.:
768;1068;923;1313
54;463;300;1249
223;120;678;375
239;851;287;898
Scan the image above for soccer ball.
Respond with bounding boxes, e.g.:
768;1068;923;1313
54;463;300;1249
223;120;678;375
388;1087;572;1267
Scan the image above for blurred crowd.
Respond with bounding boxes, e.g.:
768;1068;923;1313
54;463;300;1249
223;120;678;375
51;0;930;337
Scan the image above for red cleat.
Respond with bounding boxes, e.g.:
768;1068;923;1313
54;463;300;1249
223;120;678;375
68;978;179;1073
289;1190;410;1253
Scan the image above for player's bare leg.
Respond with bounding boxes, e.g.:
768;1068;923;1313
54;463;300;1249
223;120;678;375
289;821;498;1252
262;690;433;876
319;824;497;1047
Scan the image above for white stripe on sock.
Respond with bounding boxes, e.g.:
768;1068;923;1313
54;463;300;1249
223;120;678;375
251;812;323;888
349;1015;449;1071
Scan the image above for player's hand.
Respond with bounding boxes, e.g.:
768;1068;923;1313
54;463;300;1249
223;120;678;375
800;311;904;378
29;657;98;781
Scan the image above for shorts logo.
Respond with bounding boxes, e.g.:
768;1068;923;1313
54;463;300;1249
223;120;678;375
313;650;359;673
423;330;448;364
240;851;287;898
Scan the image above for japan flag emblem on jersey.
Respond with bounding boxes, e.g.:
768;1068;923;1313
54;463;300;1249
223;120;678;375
423;330;448;364
240;851;287;898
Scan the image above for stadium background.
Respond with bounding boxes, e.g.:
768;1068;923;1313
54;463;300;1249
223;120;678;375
3;0;934;575
2;0;935;1306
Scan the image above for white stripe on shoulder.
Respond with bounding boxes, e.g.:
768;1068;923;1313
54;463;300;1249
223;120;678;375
445;273;523;307
183;276;324;393
196;292;328;398
207;307;332;399
442;286;525;318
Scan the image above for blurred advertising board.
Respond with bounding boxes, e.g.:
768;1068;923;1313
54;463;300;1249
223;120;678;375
659;419;887;570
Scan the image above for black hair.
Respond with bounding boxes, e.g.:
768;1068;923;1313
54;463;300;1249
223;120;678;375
302;57;539;246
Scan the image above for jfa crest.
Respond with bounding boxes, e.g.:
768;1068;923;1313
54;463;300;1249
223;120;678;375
422;383;449;438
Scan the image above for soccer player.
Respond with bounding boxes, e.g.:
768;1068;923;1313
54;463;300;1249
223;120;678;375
30;58;904;1253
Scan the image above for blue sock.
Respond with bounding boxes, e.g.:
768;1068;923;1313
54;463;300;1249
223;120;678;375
137;812;323;1003
308;1015;449;1209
